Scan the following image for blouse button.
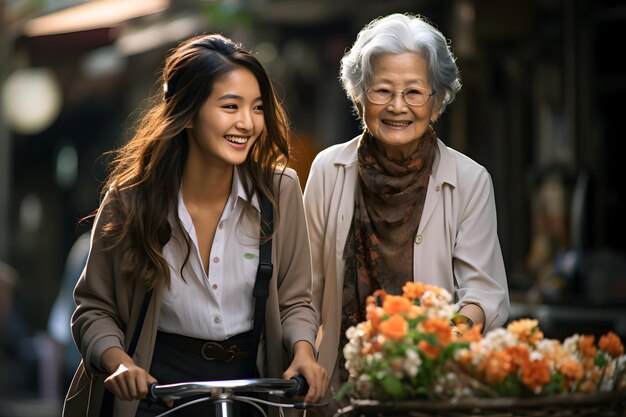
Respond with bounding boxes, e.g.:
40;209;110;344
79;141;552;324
212;284;218;290
435;185;441;192
213;257;219;263
214;316;222;324
218;222;224;229
415;235;423;244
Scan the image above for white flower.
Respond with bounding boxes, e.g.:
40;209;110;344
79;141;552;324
355;374;373;397
563;334;582;356
402;349;422;377
345;326;358;340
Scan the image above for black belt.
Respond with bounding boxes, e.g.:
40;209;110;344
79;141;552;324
156;331;252;362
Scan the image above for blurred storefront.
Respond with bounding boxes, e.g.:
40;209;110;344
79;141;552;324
0;0;625;413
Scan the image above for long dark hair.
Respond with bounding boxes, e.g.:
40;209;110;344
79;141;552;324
99;33;291;289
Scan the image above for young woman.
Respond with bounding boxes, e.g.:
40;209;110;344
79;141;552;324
64;33;328;417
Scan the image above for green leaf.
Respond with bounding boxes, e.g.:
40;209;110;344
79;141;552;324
416;333;438;346
543;373;565;394
495;374;524;397
380;375;406;400
335;381;354;400
595;351;609;368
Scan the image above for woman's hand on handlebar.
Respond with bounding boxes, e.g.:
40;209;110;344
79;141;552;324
283;340;329;404
104;362;155;401
101;347;172;407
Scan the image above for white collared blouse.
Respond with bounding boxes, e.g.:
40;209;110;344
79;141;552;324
159;166;261;340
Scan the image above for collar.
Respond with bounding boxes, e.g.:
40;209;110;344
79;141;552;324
232;166;261;213
334;135;360;167
177;166;260;236
333;132;457;189
432;139;457;189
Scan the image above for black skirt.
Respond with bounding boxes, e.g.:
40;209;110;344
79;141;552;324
135;331;263;417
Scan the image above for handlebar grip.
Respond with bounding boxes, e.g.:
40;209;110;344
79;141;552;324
289;375;309;396
147;382;158;401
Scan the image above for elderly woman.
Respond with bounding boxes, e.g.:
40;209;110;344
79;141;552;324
303;13;510;414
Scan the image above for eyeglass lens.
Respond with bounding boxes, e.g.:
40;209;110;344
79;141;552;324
367;88;433;106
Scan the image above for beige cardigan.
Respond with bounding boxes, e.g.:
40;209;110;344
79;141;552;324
303;136;510;375
64;168;317;417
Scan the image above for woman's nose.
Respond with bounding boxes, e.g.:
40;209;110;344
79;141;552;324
387;92;407;111
236;110;253;130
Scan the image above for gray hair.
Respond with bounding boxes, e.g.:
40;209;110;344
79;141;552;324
340;13;461;116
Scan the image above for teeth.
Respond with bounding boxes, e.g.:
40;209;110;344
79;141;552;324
384;121;410;126
225;136;248;144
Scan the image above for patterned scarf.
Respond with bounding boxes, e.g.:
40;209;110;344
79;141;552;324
339;126;437;379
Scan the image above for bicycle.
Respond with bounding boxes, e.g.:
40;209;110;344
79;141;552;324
147;375;324;417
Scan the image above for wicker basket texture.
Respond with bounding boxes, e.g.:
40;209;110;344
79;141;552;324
334;391;626;417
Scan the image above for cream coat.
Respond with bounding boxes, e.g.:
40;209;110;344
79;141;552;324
64;168;317;417
303;136;510;376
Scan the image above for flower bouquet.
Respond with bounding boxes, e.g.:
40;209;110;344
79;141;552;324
337;282;626;417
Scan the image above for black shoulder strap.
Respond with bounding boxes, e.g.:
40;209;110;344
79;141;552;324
249;192;274;373
128;289;154;356
100;289;153;417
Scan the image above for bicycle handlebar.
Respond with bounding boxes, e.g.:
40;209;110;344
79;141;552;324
288;375;309;396
148;376;309;401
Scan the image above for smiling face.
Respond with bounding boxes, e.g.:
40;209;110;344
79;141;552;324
186;66;264;169
362;52;442;160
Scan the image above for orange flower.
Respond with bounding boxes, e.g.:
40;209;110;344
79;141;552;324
581;356;596;373
421;317;453;346
579;335;597;358
578;367;602;394
456;323;484;343
507;319;544;346
599;331;625;358
505;345;531;372
379;314;408;340
342;281;626;401
481;350;514;384
371;289;387;303
402;281;426;300
557;358;584;385
407;304;425;319
383;295;413;315
366;304;383;331
418;339;441;359
521;359;551;390
578;379;595;394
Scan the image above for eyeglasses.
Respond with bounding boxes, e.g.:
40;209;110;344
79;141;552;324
366;86;436;107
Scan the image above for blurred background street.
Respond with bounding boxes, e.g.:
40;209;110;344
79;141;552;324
1;0;625;415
